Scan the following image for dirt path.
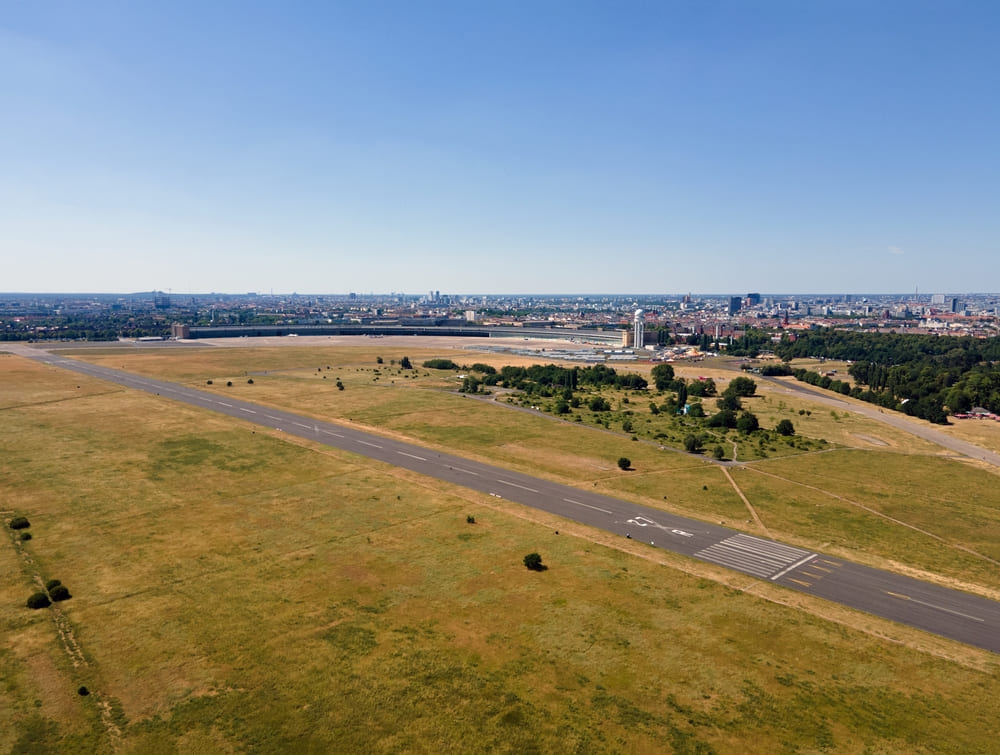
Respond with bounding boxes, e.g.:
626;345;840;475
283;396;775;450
721;466;770;536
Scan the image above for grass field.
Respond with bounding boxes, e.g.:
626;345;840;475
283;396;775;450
4;352;1000;752
69;345;1000;594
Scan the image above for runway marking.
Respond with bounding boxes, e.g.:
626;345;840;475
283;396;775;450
217;402;234;407
265;415;282;421
562;498;613;514
697;534;814;580
239;408;256;414
496;479;539;493
818;559;842;567
886;592;985;622
800;571;822;579
293;422;311;429
788;578;812;588
358;440;383;449
397;451;427;461
770;553;817;581
452;467;479;476
811;565;832;573
321;430;345;438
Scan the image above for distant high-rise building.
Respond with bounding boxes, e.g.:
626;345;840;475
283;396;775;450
746;292;761;306
950;298;961;313
931;294;946;305
728;297;741;315
633;309;645;348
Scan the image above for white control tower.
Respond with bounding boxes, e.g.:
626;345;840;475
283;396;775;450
633;309;645;349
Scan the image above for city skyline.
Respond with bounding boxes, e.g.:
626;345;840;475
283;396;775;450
3;2;999;295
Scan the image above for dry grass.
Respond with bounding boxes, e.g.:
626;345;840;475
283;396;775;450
4;354;1000;751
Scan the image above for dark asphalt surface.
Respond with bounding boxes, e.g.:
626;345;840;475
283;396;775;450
15;347;1000;655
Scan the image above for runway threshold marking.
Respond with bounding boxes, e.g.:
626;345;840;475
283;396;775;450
496;479;539;493
886;592;985;622
770;553;817;581
562;498;613;515
397;451;427;461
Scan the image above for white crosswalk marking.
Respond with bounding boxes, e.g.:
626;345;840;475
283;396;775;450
695;534;814;579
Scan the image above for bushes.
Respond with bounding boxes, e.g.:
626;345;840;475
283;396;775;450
523;553;545;571
49;585;72;602
423;358;459;370
9;516;30;530
617;457;631;471
45;579;62;592
26;592;51;610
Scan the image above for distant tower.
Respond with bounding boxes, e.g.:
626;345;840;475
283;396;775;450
633;309;645;349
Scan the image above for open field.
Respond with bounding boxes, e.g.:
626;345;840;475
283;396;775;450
65;343;1000;595
4;353;1000;752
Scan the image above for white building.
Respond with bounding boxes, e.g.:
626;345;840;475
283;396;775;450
633;309;645;349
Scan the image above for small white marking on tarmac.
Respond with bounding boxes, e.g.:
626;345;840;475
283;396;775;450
771;553;817;581
452;467;479;476
217;402;234;407
358;440;383;449
321;430;345;438
265;415;282;421
397;451;427;461
563;498;613;514
293;422;310;429
239;408;256;414
886;591;985;622
496;479;539;493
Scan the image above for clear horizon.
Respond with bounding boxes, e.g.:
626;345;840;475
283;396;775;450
3;2;998;295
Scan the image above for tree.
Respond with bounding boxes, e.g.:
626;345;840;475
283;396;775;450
523;553;544;571
376;356;384;364
400;356;413;370
617;457;631;471
622;419;633;433
675;381;688;406
717;393;742;412
683;434;703;454
775;419;795;436
649;402;660;415
651;363;675;391
727;376;757;397
554;399;570;414
9;516;30;530
687;402;705;418
712;445;726;460
737;412;760;434
588;396;610;412
707;409;737;428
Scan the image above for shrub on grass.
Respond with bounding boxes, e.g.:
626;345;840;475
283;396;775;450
206;380;213;385
49;585;71;602
523;553;544;571
247;378;254;384
26;592;51;609
466;515;476;524
226;381;233;387
617;457;631;471
9;516;30;530
45;579;61;592
20;532;32;541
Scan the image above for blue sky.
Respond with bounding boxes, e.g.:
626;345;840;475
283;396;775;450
2;1;998;295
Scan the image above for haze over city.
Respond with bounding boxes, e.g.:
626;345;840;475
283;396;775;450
3;1;998;294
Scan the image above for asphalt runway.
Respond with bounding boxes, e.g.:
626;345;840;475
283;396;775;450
14;347;1000;654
